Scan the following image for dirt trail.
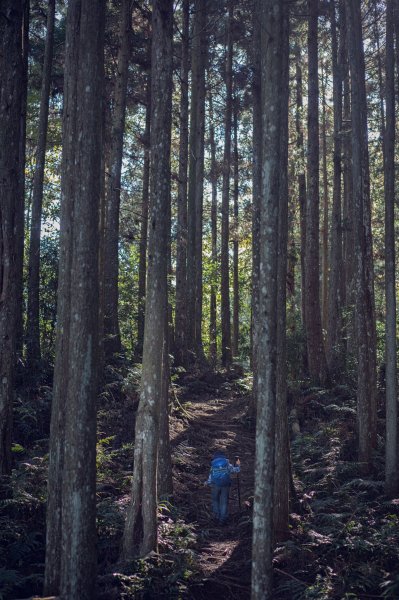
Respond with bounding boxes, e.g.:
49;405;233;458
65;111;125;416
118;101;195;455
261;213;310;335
170;379;255;599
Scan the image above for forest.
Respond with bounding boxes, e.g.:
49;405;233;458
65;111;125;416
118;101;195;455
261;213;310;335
0;0;399;598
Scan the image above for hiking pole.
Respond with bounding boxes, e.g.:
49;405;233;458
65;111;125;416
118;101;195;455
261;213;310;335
235;455;241;511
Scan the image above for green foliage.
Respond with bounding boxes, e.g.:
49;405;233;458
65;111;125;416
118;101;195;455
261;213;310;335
0;458;47;598
121;364;142;396
278;383;399;599
98;505;198;600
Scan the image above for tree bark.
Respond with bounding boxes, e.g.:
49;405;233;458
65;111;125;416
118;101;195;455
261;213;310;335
221;0;233;367
346;0;377;473
384;0;398;498
232;98;239;359
251;1;287;598
44;2;104;596
304;0;328;385
157;315;173;498
251;0;262;406
295;46;307;365
136;82;151;357
321;64;329;334
341;0;355;359
0;0;23;476
174;0;190;366
187;0;207;363
103;0;132;362
122;0;173;559
326;0;344;375
273;8;290;544
16;0;29;361
209;90;218;366
26;0;56;370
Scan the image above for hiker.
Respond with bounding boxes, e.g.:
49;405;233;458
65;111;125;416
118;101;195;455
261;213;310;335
204;450;240;525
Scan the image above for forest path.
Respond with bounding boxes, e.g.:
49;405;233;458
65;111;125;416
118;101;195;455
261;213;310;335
170;377;254;599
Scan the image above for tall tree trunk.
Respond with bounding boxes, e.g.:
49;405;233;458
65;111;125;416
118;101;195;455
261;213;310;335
194;58;206;362
187;0;207;363
209;90;218;366
273;8;290;543
295;46;307;370
103;0;131;362
304;0;328;385
221;0;233;367
174;0;190;366
251;1;287;597
16;0;29;361
251;0;262;405
0;0;23;476
384;0;398;498
232;98;239;358
158;164;173;498
44;1;104;596
157;310;173;498
346;0;377;473
341;0;355;359
321;64;329;334
26;0;56;370
373;0;386;144
136;82;151;357
326;0;344;375
122;0;173;559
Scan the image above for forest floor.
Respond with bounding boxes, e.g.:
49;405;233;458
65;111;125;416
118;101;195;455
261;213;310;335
2;366;399;599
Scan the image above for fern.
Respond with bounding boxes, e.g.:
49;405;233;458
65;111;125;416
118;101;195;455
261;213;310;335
341;478;384;492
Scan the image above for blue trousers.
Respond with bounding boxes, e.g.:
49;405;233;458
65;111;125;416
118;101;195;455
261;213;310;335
211;484;230;522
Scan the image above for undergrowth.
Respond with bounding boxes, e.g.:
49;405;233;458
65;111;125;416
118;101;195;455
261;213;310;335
274;385;399;599
3;370;399;599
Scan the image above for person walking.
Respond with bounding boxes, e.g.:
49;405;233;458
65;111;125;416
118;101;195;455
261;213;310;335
204;449;240;525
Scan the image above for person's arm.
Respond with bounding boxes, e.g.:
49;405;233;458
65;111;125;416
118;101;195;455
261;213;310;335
204;469;212;485
229;459;240;474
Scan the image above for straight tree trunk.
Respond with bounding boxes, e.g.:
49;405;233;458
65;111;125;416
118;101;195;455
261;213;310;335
157;311;173;498
341;0;355;358
44;1;104;597
221;0;233;367
174;0;190;366
209;90;218;366
384;0;398;498
136;83;151;357
251;0;262;405
122;0;173;559
0;0;23;476
273;8;290;543
295;47;307;369
194;59;207;362
346;0;377;473
16;0;29;360
251;1;287;597
304;0;328;385
232;99;239;358
103;0;132;362
26;0;56;369
373;0;386;145
326;0;344;375
158;159;173;498
187;0;207;363
321;65;329;334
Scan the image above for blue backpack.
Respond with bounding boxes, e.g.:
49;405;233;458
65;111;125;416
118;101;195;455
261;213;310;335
210;456;231;487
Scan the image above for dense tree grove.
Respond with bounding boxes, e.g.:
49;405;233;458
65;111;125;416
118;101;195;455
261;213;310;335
0;0;399;598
